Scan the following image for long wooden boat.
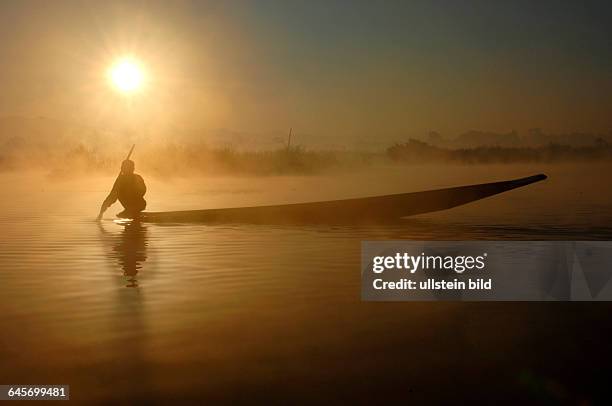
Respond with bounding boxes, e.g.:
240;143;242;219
139;174;547;224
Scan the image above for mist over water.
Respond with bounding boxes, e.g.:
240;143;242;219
1;163;611;402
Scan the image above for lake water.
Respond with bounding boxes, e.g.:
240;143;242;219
1;163;611;403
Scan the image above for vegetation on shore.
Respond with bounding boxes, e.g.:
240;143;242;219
1;137;612;176
386;139;612;164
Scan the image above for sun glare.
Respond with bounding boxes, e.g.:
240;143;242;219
108;58;145;93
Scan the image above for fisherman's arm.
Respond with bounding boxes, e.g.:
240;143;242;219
97;179;119;220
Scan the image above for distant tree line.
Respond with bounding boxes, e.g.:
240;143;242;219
387;139;612;164
2;130;612;176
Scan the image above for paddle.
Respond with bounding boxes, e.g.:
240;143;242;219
96;144;135;221
125;144;136;161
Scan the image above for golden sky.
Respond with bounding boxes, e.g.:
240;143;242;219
0;0;610;139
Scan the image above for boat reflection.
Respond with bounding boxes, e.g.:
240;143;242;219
99;220;148;287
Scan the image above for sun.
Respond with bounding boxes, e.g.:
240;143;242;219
108;57;145;93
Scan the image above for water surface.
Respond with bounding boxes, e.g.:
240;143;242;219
1;164;611;403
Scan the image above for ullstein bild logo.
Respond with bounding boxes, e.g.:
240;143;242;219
361;241;612;301
370;252;491;292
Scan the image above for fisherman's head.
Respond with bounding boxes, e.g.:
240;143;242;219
121;159;135;174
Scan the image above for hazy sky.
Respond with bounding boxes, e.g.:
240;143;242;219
0;0;610;138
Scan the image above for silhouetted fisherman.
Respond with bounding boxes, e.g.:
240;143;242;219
97;159;147;220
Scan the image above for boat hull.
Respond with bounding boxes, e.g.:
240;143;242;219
140;174;547;224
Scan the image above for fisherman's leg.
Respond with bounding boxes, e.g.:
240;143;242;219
117;199;146;218
116;209;130;218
